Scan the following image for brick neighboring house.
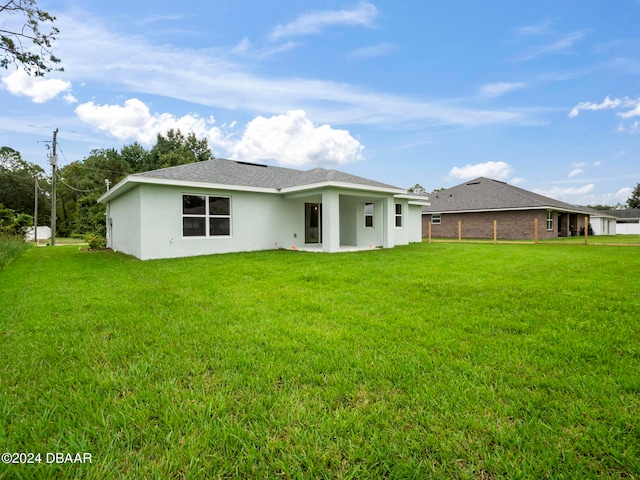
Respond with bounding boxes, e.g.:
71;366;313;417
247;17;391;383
421;177;593;240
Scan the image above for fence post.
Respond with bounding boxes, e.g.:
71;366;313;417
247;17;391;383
458;221;462;243
494;220;497;244
585;215;589;245
534;218;539;244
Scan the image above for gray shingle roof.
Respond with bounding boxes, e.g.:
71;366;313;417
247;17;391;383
133;158;400;190
422;177;592;214
607;209;640;220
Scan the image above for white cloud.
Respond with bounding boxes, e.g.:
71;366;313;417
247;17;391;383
579;187;633;206
75;98;228;146
514;18;556;36
348;43;399;60
1;69;72;103
231;37;298;59
510;177;526;185
618;101;640;119
231;110;364;167
617;120;640;134
449;161;514;180
569;96;622;118
51;10;536;130
76;100;366;167
613;187;633;203
568;168;584;177
479;82;527;98
269;1;377;40
513;30;591;62
569;96;640;123
533;184;595;202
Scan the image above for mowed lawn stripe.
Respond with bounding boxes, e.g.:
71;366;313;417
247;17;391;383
1;243;639;478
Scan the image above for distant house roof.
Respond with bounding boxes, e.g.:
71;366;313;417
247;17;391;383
608;209;640;220
99;158;418;204
581;207;618;219
421;177;592;215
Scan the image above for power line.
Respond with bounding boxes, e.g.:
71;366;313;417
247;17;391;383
55;170;107;193
55;142;130;175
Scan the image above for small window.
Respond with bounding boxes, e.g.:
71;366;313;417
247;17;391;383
546;211;553;231
183;195;206;236
209;197;231;236
395;203;403;227
183;195;205;215
182;194;231;237
431;214;441;224
364;202;374;228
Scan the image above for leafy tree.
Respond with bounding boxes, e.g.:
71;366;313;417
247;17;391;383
0;203;32;237
0;0;62;76
628;183;640;209
0;146;48;224
51;133;214;237
74;192;106;237
408;183;427;194
149;129;213;170
56;149;129;237
0;145;21;169
120;142;151;173
587;204;616;211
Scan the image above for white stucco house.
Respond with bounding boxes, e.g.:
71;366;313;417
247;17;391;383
97;158;430;260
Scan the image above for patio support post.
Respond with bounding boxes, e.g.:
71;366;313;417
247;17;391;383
322;190;340;252
383;197;395;248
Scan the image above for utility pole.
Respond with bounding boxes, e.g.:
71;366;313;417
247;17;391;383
49;129;58;246
34;175;39;245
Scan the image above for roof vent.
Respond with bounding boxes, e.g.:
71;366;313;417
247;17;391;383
466;181;481;186
235;160;268;168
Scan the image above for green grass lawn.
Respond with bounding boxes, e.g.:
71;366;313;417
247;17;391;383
542;234;640;245
429;234;640;245
1;243;639;479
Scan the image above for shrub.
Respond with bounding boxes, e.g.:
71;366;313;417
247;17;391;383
87;235;107;250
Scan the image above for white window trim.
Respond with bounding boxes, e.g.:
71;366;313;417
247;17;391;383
395;203;403;228
364;202;374;228
546;210;554;231
182;194;232;238
431;213;441;225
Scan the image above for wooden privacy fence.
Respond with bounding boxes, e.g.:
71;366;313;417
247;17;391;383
427;216;590;244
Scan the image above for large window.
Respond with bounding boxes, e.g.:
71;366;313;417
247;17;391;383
183;195;231;237
546;211;554;231
431;213;441;224
395;203;403;227
364;202;374;228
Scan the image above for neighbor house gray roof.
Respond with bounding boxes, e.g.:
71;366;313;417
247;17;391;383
608;209;640;220
133;158;400;190
421;177;592;214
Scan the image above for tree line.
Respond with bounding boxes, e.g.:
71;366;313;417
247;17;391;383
0;130;213;239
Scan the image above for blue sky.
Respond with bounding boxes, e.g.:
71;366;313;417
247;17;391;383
2;0;639;205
